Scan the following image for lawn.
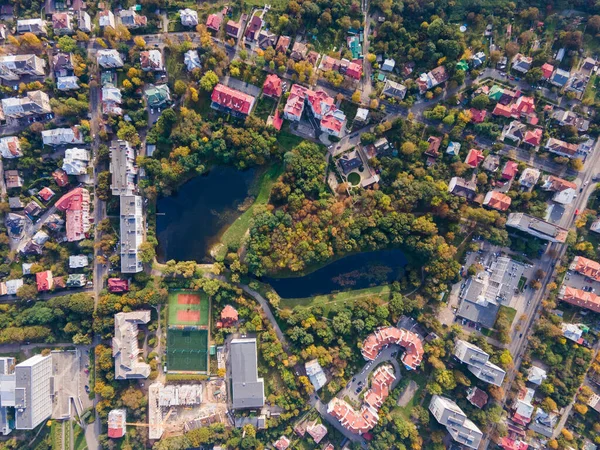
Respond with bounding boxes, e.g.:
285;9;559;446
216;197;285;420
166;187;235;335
164;47;185;89
280;284;392;311
218;163;283;254
498;305;517;326
278;123;304;151
51;421;63;450
583;74;597;104
253;96;277;121
390;370;428;421
347;172;361;186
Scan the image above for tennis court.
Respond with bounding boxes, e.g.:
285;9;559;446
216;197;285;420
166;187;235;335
167;290;209;327
166;290;211;373
166;328;209;372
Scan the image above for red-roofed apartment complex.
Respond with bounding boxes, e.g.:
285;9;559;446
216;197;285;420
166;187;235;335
559;285;600;313
55;187;90;242
211;83;256;117
262;74;282;98
206;14;222;32
361;326;424;370
36;270;53;292
570;255;600;281
328;364;396;434
283;84;347;137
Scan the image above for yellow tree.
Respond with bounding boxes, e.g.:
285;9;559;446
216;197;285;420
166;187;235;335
134;36;146;48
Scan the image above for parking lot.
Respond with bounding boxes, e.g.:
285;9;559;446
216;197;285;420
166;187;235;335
563;270;600;293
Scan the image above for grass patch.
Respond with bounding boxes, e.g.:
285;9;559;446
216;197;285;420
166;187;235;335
583;74;597;104
253;96;277;121
164;47;185;88
339;99;359;122
73;423;87;450
390;370;428;421
518;276;527;291
280;284;392;312
498;305;517;326
219;163;283;253
51;421;63;450
64;421;71;450
278;123;304;151
347;172;361;186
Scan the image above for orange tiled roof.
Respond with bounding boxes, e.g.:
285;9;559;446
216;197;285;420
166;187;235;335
361;326;424;370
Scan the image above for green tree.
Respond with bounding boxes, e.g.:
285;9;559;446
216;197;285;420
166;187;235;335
199;70;219;91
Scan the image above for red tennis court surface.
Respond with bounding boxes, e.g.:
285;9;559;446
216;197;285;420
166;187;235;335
177;310;201;322
177;293;200;305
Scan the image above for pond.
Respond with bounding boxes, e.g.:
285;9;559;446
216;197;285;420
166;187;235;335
263;249;411;298
156;167;256;263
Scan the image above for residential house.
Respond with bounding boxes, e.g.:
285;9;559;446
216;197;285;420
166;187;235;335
52;53;73;77
501;438;529;450
57;76;79;91
97;49;124;68
482;154;500;172
258;30;277;50
417;66;448;93
112;311;151;379
306;422;327;444
512;387;535;425
1;91;51;118
290;42;309;61
470;108;487;123
262;74;282;98
527;365;547;386
0;55;46;81
466;387;488;409
276;36;291;53
446;141;461;156
110;140;137;196
211;83;256;117
37;187;54;202
183;50;201;71
542;176;577;205
16;19;46;35
102;85;123;116
140;50;164;71
36;271;53;292
69;255;88;269
578;138;595;158
108;410;126;439
98;10;115;29
62;148;90;175
305;359;327;391
464;148;484;168
381;58;395;72
511;53;532;73
41;126;83;146
52;13;72;34
566;73;588;98
119;9;147;29
120;195;144;273
179;9;199;27
225;19;242;39
545;137;578;158
502;161;519;180
506;213;569;243
206;14;222;32
78;11;91;32
518;167;541;189
355;108;369;122
108;279;129;293
382;80;407;100
448;177;477;200
483;191;511;211
55;188;90;242
580;57;597;76
4;170;23;189
429;395;482;449
541;63;554;80
551;109;590;132
471;51;486;68
230;338;265;409
0;137;22;159
145;84;171;108
218;305;238;328
562;323;583;343
273;436;290;450
244;15;262;41
8;197;23;209
523;128;543;148
425;136;442;158
24;201;42;219
52;169;69;187
550;68;570;87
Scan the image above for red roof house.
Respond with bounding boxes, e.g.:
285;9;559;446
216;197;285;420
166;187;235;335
425;136;442;158
206;14;222;32
470;108;487;123
493;103;513;118
514;96;535;116
244;15;262;41
55;188;91;242
211;83;255;116
52;169;69;187
483;191;512;211
465;149;484;168
541;63;554;79
523;128;543;147
346;61;362;80
108;278;129;293
500;437;529;450
262;74;282;97
38;187;55;202
218;304;239;328
36;270;54;292
502;161;519;180
275;36;291;53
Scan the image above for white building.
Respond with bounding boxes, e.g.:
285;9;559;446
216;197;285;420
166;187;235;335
97;49;124;69
305;359;327;391
98;10;116;29
110;140;137;196
112;311;151;379
16;19;46;35
14;354;53;430
429;395;482;449
42;127;84;146
381;58;395;72
69;255;88;269
62;148;90;176
179;9;199;27
1;90;51;118
78;11;92;32
56;76;79;91
184;50;201;71
0;55;46;81
0;136;22;159
5;279;23;295
454;340;506;386
527;365;547;386
120;195;144;274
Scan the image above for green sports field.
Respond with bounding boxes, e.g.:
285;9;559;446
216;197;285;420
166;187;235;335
166;290;210;373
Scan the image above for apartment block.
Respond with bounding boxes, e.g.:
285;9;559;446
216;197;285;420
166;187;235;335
120;195;144;274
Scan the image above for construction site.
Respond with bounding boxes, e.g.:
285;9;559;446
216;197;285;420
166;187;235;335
141;380;228;440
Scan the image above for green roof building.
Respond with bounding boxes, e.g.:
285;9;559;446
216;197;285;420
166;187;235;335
145;84;171;108
456;60;469;71
488;85;504;101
